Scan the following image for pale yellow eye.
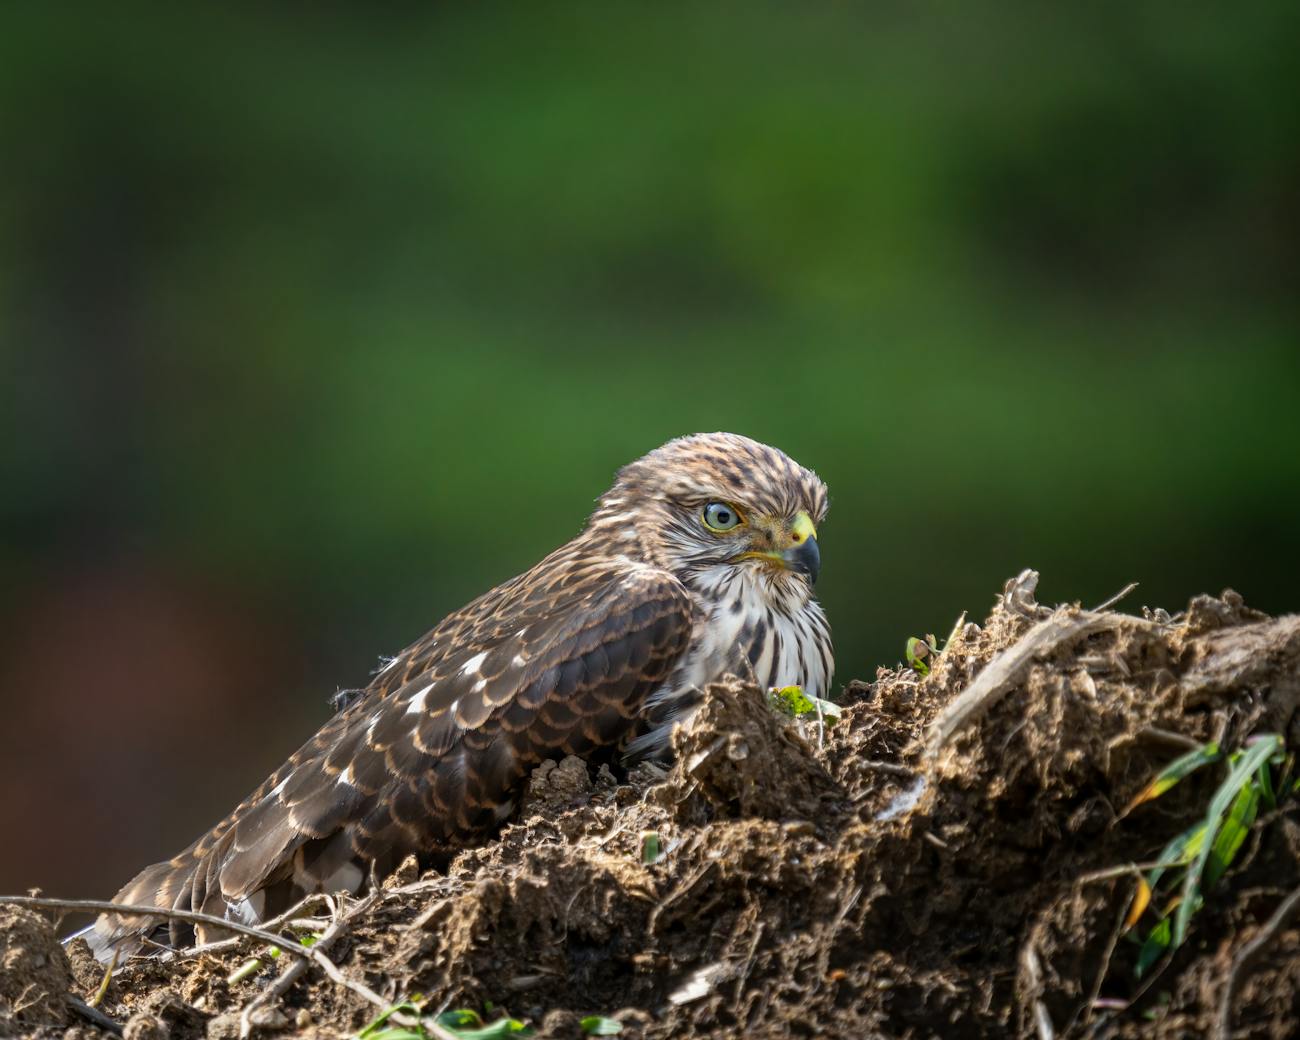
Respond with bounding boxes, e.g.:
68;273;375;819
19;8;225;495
702;502;742;532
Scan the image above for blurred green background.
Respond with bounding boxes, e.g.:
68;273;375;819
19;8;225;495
2;3;1297;899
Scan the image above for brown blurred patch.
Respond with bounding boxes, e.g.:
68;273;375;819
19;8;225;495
0;561;308;899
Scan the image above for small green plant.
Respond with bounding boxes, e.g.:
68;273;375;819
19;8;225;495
905;635;938;676
768;684;841;724
639;830;663;865
358;1000;531;1040
226;932;320;985
1123;734;1292;977
580;1016;622;1036
904;613;966;677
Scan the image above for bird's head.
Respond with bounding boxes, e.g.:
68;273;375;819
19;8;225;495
590;433;828;602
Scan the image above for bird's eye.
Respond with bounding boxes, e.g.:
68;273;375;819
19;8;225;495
702;502;742;532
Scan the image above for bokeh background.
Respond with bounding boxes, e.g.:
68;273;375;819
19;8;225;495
2;4;1297;900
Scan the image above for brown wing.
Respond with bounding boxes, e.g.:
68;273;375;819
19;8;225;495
92;558;692;955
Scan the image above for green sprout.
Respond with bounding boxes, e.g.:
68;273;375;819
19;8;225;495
905;635;938;676
639;830;663;865
580;1016;622;1036
769;684;841;724
358;1000;531;1040
1122;734;1287;978
905;613;966;677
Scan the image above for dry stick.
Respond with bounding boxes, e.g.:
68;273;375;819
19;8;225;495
926;608;1117;755
1080;884;1132;1029
1;895;331;962
0;895;459;1040
1074;860;1189;886
237;890;391;1040
178;893;333;959
1214;883;1300;1040
1019;941;1056;1040
1091;581;1140;613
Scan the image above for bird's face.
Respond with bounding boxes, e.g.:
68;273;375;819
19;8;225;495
592;433;828;601
670;497;821;586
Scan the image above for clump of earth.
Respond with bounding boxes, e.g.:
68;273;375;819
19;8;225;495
6;573;1299;1039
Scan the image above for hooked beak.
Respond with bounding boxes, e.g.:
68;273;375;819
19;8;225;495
782;512;820;584
734;511;821;585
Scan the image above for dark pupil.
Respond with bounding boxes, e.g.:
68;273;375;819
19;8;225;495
715;509;731;525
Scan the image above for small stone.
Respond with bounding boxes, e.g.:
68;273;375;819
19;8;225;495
249;1006;289;1029
295;1008;313;1027
206;1011;241;1039
123;1013;168;1040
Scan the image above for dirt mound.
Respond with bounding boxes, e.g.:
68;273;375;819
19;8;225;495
0;906;72;1032
6;573;1299;1039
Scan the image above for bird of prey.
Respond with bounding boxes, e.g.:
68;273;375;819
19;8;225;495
89;432;832;957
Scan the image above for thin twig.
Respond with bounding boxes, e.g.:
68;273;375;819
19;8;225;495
1020;941;1056;1040
177;893;333;958
0;895;460;1040
1092;582;1139;613
1215;883;1300;1040
1080;884;1131;1029
238;889;382;1039
1074;860;1188;886
0;896;327;960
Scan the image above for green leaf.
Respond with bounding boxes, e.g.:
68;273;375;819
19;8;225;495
1256;757;1277;811
1124;742;1221;814
1173;735;1281;949
769;685;841;724
1145;820;1207;890
580;1016;623;1036
771;685;815;715
226;957;263;984
905;637;931;676
1136;916;1171;978
1205;781;1260;889
437;1011;483;1029
434;1011;532;1039
357;1001;426;1038
640;831;662;865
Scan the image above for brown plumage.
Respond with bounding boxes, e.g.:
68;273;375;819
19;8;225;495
90;432;832;957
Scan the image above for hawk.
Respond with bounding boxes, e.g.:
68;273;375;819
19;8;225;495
89;432;832;957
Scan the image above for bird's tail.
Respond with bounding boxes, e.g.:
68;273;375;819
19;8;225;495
82;856;203;962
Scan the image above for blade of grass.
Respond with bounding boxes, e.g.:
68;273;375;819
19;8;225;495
1256;757;1277;811
358;1001;426;1038
1146;820;1207;890
1173;736;1280;949
1136;916;1171;977
1123;742;1221;815
1205;782;1260;889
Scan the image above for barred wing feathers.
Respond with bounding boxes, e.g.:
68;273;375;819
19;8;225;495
94;559;692;953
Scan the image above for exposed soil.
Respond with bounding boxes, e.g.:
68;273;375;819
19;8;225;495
6;573;1300;1039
